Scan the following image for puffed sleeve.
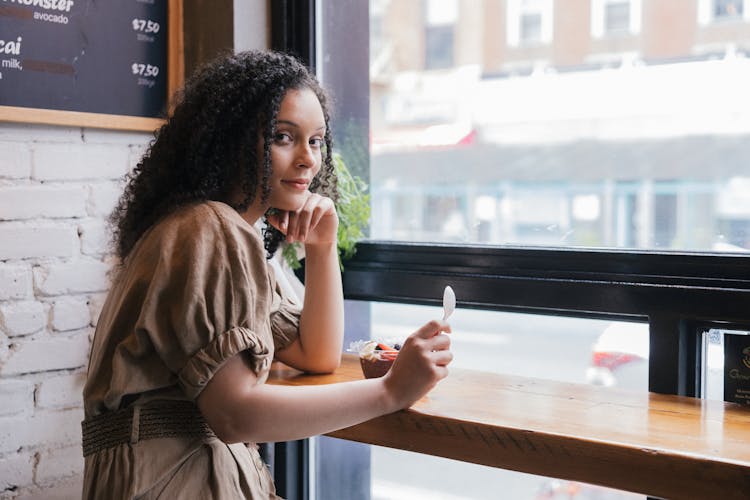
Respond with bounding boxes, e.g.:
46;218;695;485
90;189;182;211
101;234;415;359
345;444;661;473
132;203;279;400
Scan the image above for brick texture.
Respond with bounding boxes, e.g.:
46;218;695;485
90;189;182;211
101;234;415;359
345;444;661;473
0;121;149;497
79;219;109;256
33;260;110;296
35;445;85;487
0;450;34;492
0;265;33;301
35;372;86;409
87;181;123;217
0;332;90;376
0;408;84;453
33;144;130;181
0;142;31;179
0;378;34;416
0;223;78;260
0;300;47;337
0;185;87;221
51;298;90;332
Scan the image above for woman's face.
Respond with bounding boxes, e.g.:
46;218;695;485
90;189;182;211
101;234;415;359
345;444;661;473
260;87;326;213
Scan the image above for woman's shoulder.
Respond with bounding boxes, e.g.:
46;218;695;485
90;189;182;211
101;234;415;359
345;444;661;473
159;200;260;241
147;201;264;263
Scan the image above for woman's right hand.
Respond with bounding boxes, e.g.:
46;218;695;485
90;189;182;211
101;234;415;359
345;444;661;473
382;319;453;409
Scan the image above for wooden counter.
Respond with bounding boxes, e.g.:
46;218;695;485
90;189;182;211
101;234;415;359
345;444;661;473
268;354;750;500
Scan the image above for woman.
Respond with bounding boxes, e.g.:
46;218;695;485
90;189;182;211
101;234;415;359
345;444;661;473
82;50;452;499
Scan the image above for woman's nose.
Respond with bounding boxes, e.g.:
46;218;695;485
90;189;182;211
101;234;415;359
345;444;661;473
296;143;316;168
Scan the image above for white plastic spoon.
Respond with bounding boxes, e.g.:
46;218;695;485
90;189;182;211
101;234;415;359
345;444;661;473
442;285;455;321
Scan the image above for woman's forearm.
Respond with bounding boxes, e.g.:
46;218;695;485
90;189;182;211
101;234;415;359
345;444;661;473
218;378;394;444
296;242;344;371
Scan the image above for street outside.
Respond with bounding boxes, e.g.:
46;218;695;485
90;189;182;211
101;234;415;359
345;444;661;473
367;302;646;500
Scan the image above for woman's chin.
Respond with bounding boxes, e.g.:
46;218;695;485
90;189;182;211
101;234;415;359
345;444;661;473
270;197;307;213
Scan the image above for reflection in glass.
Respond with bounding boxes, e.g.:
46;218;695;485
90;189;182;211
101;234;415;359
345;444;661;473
370;0;750;252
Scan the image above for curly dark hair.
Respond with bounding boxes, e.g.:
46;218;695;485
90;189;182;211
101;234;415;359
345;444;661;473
110;50;337;261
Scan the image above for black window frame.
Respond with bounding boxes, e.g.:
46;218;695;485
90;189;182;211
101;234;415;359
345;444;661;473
269;1;750;498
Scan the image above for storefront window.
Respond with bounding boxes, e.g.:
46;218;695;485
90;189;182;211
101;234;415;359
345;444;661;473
368;0;750;252
308;1;750;498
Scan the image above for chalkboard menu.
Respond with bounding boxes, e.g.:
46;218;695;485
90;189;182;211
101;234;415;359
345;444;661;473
0;0;168;122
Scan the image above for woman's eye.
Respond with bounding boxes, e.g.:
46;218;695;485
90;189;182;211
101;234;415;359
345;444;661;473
274;133;292;143
310;138;324;148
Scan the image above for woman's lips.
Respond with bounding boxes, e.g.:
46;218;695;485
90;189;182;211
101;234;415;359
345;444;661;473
282;179;310;191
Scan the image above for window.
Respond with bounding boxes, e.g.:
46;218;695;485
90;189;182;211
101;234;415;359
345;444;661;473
371;1;750;252
271;0;750;498
698;0;750;24
424;0;457;70
715;0;744;19
591;0;642;37
507;0;554;47
605;2;630;32
320;305;650;500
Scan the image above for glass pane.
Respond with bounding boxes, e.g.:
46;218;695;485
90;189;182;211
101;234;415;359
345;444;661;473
370;0;750;252
714;0;744;19
312;304;649;500
366;303;648;388
520;13;542;43
370;446;641;500
604;2;630;33
425;25;454;70
359;302;648;499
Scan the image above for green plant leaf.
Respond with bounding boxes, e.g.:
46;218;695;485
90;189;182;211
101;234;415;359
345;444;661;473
280;151;370;271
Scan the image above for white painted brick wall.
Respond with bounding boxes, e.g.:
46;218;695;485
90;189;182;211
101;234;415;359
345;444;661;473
0;142;32;179
0;185;88;221
0;223;78;260
0;451;34;492
0;379;34;416
78;219;109;256
0;265;33;302
33;144;130;181
0;301;47;337
20;478;83;500
0;122;150;499
50;298;90;332
87;293;108;330
35;445;85;487
33;259;111;296
87;181;123;217
36;372;86;410
0;408;84;454
1;330;91;376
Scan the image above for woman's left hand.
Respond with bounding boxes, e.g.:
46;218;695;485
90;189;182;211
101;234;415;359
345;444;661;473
267;192;339;247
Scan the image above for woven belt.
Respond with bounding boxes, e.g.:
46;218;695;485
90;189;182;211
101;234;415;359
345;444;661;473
81;400;216;457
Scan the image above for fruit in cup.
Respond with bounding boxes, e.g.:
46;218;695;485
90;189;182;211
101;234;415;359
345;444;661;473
358;340;400;378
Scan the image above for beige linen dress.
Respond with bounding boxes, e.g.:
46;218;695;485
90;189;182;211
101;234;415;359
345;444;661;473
82;201;302;499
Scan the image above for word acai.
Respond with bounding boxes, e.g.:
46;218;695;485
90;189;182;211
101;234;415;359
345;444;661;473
0;36;22;55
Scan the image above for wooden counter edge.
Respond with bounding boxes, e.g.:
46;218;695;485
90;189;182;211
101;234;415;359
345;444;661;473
268;355;750;500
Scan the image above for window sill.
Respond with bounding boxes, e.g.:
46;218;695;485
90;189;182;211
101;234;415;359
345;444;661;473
269;354;750;499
